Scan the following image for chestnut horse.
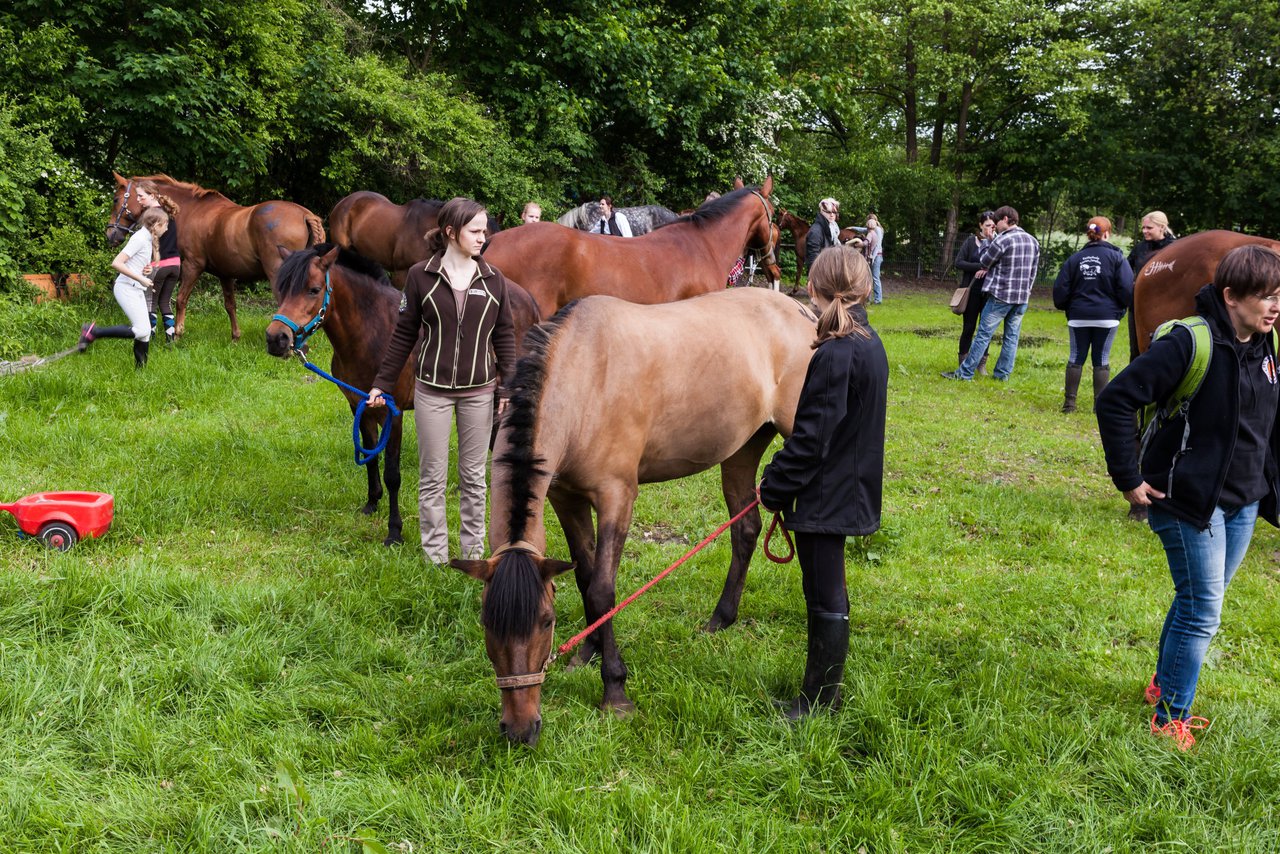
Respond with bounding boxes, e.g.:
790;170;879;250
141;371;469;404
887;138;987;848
1133;230;1280;353
265;244;542;545
451;287;817;745
483;178;776;319
107;173;324;340
776;209;810;290
327;191;443;285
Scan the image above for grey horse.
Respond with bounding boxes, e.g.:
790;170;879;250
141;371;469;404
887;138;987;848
556;201;680;236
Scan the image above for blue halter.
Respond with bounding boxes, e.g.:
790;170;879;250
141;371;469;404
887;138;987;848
272;269;331;352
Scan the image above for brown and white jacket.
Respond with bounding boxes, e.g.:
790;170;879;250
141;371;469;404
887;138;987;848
374;252;517;395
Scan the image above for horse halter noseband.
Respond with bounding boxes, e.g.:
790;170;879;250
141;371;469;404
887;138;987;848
272;269;332;353
107;181;140;240
491;541;558;690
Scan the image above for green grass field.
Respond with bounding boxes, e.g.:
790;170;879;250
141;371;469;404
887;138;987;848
2;279;1278;851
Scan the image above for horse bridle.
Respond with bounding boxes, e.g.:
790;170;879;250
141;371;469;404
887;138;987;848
747;190;776;258
107;180;140;241
490;541;558;690
272;269;332;353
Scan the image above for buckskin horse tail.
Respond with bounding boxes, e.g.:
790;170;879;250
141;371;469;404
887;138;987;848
305;214;325;248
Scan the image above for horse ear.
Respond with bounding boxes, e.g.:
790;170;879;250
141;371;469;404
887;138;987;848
732;176;745;190
451;558;495;582
276;244;294;261
318;246;340;269
539;558;575;580
113;171;127;186
762;176;773;196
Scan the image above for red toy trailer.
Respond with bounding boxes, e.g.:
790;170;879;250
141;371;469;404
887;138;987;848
0;491;114;551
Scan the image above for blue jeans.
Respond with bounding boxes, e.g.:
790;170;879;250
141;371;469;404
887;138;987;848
1148;502;1259;722
955;298;1027;379
870;255;883;303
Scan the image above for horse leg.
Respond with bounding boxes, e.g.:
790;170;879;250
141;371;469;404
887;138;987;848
355;408;385;514
705;426;776;633
220;277;241;341
173;261;204;337
382;416;404;546
549;488;599;671
586;485;638;714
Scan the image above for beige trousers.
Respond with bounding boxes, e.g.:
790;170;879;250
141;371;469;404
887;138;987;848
413;385;494;564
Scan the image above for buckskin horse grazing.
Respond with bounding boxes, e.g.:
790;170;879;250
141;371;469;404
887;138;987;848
327;191;443;285
108;173;324;340
265;244;543;546
1133;230;1280;353
484;178;776;319
451;287;817;745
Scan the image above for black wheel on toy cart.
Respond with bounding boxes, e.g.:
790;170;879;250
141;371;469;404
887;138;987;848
38;521;78;551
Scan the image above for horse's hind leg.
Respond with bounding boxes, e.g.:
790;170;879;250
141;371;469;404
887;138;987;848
549;488;599;670
220;277;241;341
705;425;776;633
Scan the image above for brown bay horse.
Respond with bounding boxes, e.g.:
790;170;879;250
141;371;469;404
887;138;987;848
1133;230;1280;353
451;288;817;745
108;173;324;340
327;191;443;286
482;178;776;319
265;245;542;546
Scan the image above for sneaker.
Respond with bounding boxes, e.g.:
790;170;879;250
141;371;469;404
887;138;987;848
1150;713;1209;751
77;322;96;353
940;370;971;381
1144;673;1161;705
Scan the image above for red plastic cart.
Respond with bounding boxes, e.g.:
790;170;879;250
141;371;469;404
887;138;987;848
0;491;114;551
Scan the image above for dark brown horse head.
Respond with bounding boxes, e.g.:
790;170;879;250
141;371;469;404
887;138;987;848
106;172;148;247
452;548;574;747
265;244;340;356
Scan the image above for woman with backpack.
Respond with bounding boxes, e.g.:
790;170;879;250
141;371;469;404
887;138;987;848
1052;216;1133;413
1096;244;1280;750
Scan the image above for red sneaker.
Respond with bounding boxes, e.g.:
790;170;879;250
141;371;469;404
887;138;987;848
1150;714;1209;751
1144;673;1161;705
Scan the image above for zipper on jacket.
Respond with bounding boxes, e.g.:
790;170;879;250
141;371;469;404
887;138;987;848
450;271;472;388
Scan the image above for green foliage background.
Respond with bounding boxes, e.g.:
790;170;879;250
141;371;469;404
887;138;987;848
3;0;1279;291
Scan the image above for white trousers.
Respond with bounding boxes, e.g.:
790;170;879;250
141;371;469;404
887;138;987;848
113;280;152;342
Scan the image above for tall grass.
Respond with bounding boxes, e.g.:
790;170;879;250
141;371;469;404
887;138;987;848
1;282;1277;851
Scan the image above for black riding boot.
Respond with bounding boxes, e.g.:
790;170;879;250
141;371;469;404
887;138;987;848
1092;366;1110;412
1062;364;1083;413
782;610;850;721
133;338;149;369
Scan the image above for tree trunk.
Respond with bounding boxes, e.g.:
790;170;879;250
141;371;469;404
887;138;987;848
904;39;918;164
938;78;975;271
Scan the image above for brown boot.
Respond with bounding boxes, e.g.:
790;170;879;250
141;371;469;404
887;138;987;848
977;353;989;376
1062;365;1083;413
1092;366;1110;411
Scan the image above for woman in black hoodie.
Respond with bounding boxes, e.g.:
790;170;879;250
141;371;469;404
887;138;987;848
1096;244;1280;750
1053;216;1133;413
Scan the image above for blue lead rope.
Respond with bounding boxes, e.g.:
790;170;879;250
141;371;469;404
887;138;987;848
296;355;401;466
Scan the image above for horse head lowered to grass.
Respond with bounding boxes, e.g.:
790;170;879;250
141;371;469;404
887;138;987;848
451;287;817;745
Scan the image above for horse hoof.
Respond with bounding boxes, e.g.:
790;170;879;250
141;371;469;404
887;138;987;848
600;700;636;719
382;534;403;547
702;613;735;633
360;503;378;516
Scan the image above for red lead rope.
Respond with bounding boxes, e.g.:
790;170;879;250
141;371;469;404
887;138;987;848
554;497;793;660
